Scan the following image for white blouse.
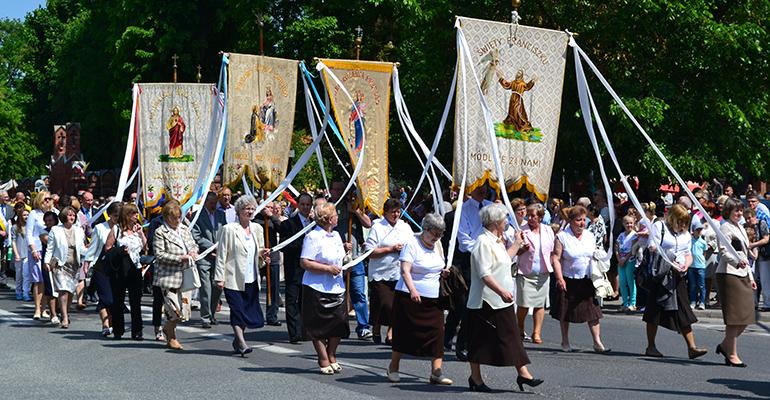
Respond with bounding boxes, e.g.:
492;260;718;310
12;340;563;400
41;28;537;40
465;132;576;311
650;221;692;265
301;226;346;294
117;232;144;269
364;217;414;282
556;226;596;279
467;230;515;310
243;230;257;284
396;234;445;299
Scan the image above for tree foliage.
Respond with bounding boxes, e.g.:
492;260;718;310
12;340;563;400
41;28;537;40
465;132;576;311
0;0;767;192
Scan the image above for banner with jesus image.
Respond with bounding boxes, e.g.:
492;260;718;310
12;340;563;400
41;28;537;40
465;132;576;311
137;83;217;210
455;17;569;200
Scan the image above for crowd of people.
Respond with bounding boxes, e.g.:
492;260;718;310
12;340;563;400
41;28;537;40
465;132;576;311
0;180;767;392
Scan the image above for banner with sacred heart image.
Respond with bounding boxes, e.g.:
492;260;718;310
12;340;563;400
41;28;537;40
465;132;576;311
454;17;569;200
224;53;298;190
137;83;217;210
321;59;392;215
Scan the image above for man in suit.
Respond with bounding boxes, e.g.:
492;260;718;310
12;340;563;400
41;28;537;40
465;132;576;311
256;200;283;326
192;191;227;328
279;193;315;343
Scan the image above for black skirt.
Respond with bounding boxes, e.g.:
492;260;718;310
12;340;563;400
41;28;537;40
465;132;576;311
225;282;265;329
369;280;397;327
550;277;603;323
391;290;444;358
643;273;697;332
468;302;531;367
301;285;350;340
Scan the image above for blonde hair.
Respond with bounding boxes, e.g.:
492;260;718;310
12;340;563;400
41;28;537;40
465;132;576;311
119;203;140;231
161;200;182;221
32;191;50;211
665;204;690;233
314;202;337;229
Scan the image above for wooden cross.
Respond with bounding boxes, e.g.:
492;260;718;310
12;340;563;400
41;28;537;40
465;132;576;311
172;54;179;82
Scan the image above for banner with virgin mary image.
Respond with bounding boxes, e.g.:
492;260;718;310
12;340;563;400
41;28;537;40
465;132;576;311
137;83;217;210
224;53;298;190
454;17;569;200
321;59;392;215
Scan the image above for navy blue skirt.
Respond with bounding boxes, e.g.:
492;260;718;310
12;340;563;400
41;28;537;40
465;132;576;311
225;282;265;329
92;270;113;311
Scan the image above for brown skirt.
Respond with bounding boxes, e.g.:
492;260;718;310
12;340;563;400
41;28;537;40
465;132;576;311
550;277;603;323
643;273;697;332
468;302;530;367
301;285;350;340
391;290;444;358
716;273;756;326
369;280;397;327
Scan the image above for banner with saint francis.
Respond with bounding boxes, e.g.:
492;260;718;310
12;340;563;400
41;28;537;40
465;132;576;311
455;17;569;200
321;59;392;215
224;53;298;190
137;83;217;210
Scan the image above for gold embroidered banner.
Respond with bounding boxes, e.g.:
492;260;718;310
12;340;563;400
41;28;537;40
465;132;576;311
137;83;216;209
455;17;569;200
224;53;298;190
321;59;392;215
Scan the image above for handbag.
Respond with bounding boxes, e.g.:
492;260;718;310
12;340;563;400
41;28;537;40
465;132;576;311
592;248;611;273
180;263;201;292
592;272;614;299
634;222;666;291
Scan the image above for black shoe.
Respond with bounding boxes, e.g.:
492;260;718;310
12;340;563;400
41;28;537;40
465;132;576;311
210;318;218;326
266;320;282;326
289;338;302;344
516;376;544;392
131;333;144;341
455;350;468;362
372;335;382;345
113;334;123;340
468;377;493;392
384;337;392;346
201;321;212;329
717;344;747;367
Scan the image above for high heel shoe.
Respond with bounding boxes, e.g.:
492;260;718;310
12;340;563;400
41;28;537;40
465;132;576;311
468;377;492;392
516;376;544;392
232;339;252;357
716;344;747;367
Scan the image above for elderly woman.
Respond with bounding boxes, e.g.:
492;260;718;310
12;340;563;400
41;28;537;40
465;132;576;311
387;213;452;386
153;201;197;350
44;207;86;329
106;203;147;341
82;202;121;336
364;198;414;345
300;202;352;374
516;203;554;345
642;204;707;359
26;191;54;320
715;198;756;367
215;195;267;357
467;204;543;392
550;206;610;353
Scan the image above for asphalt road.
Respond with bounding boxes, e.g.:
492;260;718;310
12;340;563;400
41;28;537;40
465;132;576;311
1;285;769;400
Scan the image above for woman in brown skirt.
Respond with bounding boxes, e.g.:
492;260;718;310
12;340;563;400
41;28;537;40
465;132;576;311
467;204;543;393
388;213;452;385
364;198;414;344
551;206;610;353
300;202;352;375
642;204;708;359
715;198;756;367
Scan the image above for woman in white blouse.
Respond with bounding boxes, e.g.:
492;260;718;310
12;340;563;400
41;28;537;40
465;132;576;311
44;207;86;329
550;206;609;353
364;198;414;345
467;204;543;392
26;191;53;320
387;213;452;386
300;202;352;375
215;195;268;356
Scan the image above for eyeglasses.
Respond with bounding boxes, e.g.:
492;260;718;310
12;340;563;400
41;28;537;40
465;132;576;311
429;230;445;238
44;197;53;201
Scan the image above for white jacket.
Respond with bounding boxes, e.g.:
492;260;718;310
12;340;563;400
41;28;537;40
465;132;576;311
214;222;264;291
44;225;86;266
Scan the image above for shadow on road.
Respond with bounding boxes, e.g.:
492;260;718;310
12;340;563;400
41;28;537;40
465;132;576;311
577;385;768;400
708;378;770;399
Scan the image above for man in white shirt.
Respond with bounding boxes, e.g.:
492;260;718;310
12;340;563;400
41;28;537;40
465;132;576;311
217;187;236;223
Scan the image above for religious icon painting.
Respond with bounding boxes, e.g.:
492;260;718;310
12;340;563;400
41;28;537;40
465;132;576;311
224;53;298;190
320;59;393;215
137;83;217;210
455;17;569;200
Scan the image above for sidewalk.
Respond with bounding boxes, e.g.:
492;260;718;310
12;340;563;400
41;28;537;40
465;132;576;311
601;298;770;323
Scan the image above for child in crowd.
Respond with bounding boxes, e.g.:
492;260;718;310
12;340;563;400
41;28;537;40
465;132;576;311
688;220;708;310
615;215;638;312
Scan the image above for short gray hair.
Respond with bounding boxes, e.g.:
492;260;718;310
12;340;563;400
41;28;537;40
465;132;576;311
576;196;591;207
234;195;257;214
480;203;508;227
421;213;445;233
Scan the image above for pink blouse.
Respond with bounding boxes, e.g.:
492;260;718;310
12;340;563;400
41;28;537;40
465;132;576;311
517;223;555;275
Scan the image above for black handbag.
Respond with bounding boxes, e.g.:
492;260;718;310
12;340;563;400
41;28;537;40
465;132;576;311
634;222;666;292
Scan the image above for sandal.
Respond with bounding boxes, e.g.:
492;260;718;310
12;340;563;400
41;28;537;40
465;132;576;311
319;365;335;375
330;362;342;373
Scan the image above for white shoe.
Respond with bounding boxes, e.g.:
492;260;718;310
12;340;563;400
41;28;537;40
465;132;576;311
50;317;61;325
690;303;696;309
696;304;706;310
387;368;400;383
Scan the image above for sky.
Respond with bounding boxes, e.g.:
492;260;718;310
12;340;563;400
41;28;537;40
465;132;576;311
1;0;46;20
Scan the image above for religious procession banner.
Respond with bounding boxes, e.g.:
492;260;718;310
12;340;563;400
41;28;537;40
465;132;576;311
137;83;217;210
224;53;298;190
321;59;392;215
454;17;569;200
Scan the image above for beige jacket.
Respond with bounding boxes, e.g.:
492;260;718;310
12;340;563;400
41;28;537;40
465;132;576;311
717;221;754;281
214;222;264;291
